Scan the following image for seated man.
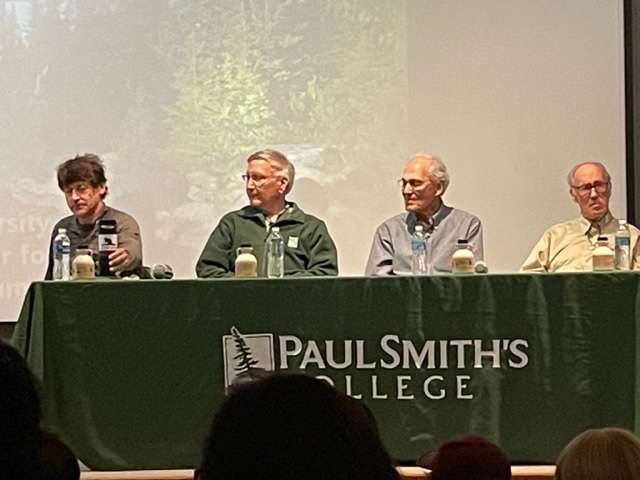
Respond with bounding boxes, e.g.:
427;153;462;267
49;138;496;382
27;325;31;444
196;149;338;277
365;153;483;275
45;154;143;279
521;161;640;272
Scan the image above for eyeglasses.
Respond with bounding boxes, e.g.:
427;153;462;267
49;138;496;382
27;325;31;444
63;183;92;196
242;174;278;186
397;179;429;191
571;181;609;196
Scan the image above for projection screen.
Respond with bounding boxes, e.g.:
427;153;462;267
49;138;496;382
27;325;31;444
0;0;626;321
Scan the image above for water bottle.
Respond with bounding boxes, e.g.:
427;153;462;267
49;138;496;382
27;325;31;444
266;226;284;278
411;225;427;274
52;228;71;281
451;239;475;274
97;219;118;276
615;219;631;270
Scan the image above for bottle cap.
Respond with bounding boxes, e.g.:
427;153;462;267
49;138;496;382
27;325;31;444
272;226;280;232
98;219;117;234
415;225;424;233
597;235;608;242
58;228;67;233
240;243;252;248
457;239;468;244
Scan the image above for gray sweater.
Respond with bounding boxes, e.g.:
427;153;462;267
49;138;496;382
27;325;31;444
45;206;143;279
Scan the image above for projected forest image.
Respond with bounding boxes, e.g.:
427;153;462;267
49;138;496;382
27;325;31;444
0;0;408;316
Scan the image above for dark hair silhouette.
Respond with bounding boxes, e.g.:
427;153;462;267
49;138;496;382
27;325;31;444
556;428;640;480
0;340;42;479
40;431;80;480
199;373;398;480
417;434;510;480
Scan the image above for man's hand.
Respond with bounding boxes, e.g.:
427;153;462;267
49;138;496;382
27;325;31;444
108;248;130;272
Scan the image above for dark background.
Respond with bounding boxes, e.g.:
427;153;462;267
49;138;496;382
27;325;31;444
626;0;640;222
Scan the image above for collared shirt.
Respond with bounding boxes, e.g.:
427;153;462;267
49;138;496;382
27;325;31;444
265;206;289;229
520;214;640;272
364;204;484;275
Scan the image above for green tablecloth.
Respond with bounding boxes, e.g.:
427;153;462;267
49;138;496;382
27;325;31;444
11;273;640;469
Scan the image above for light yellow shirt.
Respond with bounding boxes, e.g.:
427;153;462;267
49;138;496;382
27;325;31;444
520;214;640;272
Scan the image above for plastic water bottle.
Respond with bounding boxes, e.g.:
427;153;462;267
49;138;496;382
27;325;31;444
411;225;427;274
615;219;631;270
52;228;71;281
266;226;284;278
451;239;475;274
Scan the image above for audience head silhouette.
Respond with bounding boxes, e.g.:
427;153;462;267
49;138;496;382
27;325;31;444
417;434;510;480
556;428;640;480
0;340;42;479
199;373;398;480
0;341;79;480
40;431;80;480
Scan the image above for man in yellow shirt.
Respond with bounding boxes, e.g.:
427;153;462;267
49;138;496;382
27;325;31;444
521;162;640;272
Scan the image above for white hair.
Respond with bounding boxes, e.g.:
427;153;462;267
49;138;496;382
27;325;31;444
246;149;296;194
408;153;450;194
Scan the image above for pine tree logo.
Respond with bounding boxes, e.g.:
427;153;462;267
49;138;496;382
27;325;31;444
231;326;260;374
222;326;275;388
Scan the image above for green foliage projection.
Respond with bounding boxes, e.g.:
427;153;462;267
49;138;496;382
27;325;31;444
1;0;408;244
163;0;408;224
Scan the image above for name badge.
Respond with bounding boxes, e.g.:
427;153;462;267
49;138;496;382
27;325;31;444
288;236;299;248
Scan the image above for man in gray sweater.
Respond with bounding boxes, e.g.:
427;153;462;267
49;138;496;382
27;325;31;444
45;154;143;279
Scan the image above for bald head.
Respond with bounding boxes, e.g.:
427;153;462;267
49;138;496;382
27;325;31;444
567;162;610;187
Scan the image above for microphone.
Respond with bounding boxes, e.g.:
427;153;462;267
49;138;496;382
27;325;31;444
474;261;488;274
150;264;174;279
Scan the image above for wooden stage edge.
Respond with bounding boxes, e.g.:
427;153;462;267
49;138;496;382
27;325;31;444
80;465;556;480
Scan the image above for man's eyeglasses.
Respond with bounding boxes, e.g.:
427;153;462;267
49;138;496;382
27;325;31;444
62;184;92;196
397;179;429;191
242;174;276;186
571;181;609;196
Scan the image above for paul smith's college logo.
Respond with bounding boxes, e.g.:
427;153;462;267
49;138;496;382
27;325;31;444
222;326;275;388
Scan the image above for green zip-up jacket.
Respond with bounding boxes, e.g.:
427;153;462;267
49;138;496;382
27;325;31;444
195;203;338;278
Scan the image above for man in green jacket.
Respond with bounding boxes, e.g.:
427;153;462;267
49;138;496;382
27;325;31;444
196;149;338;278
